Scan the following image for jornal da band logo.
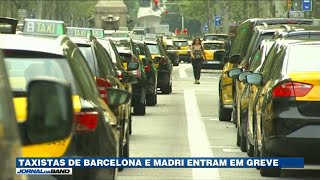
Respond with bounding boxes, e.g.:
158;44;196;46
16;168;72;175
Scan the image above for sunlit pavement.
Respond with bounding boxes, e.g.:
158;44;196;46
118;63;320;180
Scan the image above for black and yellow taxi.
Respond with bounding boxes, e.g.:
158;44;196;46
0;44;75;179
67;27;137;163
145;40;173;94
1;19;131;179
172;39;191;63
111;37;147;115
219;18;313;122
230;27;320;155
245;40;320;177
228;39;275;155
98;38;137;134
201;40;226;69
132;39;158;106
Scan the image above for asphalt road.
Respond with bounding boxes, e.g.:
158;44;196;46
118;63;320;180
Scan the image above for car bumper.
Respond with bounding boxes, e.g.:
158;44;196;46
179;54;191;62
202;60;224;69
265;129;320;163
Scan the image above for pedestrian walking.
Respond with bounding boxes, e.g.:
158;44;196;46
190;37;206;84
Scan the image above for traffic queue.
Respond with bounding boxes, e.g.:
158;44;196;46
219;18;320;177
0;17;176;180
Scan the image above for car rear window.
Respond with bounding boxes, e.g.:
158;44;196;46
287;45;320;72
147;44;161;55
78;46;97;75
173;41;188;47
203;43;224;50
203;35;227;41
4;54;77;95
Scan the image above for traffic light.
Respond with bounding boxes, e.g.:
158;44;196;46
154;0;158;8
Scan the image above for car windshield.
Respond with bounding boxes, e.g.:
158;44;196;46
4;57;77;94
287;45;320;72
147;44;161;55
174;41;188;47
204;35;228;41
203;43;224;50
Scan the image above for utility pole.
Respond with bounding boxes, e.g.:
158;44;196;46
207;0;212;33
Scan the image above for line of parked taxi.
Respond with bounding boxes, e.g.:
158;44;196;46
0;17;175;180
219;18;320;177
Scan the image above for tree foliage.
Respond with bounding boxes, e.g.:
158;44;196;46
123;0;139;29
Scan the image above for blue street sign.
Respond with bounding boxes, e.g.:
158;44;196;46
302;0;312;11
214;16;222;26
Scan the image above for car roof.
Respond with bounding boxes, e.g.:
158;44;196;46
69;37;91;45
144;40;157;44
244;18;313;25
204;33;228;36
173;39;188;42
0;34;66;55
202;40;225;44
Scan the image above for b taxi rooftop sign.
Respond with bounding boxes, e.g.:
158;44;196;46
67;27;104;38
22;19;66;36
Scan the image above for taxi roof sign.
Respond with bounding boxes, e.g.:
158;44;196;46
67;27;92;37
67;27;104;38
91;28;104;38
22;19;66;36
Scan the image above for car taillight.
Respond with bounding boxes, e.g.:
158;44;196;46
132;69;141;78
117;70;123;80
96;78;112;103
272;81;313;97
75;111;98;132
144;65;151;72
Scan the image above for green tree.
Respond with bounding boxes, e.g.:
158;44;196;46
124;0;139;30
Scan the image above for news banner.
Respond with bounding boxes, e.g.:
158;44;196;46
16;157;304;175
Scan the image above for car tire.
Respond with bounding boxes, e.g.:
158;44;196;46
146;93;157;106
240;124;247;152
123;128;130;158
246;118;254;157
236;126;241;147
161;84;171;94
129;112;132;135
260;129;281;177
133;100;146;115
218;89;232;121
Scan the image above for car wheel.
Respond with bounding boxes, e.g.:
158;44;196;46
246;131;254;156
129;112;132;135
259;128;281;177
123;128;130;158
218;89;232;121
133;99;146;115
236;126;241;147
240;122;247;152
146;93;157;106
161;84;171;94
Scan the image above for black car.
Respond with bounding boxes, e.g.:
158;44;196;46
145;40;173;94
111;37;147;115
133;39;158;106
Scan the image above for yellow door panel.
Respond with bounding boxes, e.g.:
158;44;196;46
289;72;320;101
14;95;81;157
221;62;235;106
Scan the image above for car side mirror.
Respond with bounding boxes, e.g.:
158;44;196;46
106;88;132;106
238;71;252;82
121;71;137;84
246;73;263;86
227;68;243;79
228;54;241;64
127;61;139;71
24;79;73;145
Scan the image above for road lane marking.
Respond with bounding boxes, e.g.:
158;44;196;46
184;89;220;180
179;66;188;78
222;149;242;153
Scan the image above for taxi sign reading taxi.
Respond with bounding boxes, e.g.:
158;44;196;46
22;19;66;36
67;27;92;37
